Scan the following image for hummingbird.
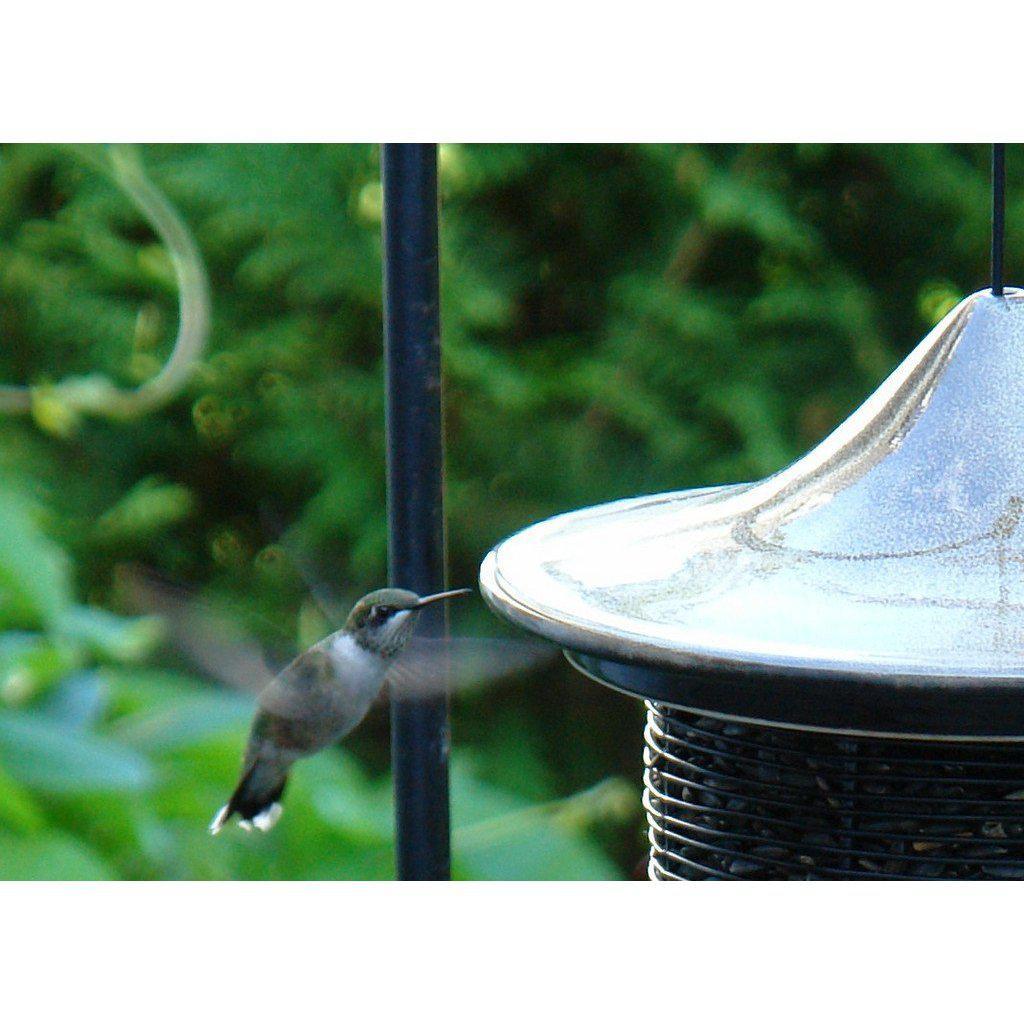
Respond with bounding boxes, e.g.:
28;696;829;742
208;586;470;834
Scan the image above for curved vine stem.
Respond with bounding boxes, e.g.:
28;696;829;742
0;144;211;422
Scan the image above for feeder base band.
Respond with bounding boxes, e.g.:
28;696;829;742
645;703;1024;880
567;651;1024;741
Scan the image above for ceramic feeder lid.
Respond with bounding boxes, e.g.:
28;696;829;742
480;289;1024;739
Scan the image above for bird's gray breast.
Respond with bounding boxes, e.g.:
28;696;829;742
258;633;387;753
325;633;388;719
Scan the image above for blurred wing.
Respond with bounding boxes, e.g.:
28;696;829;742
118;567;279;696
385;636;558;699
255;507;347;627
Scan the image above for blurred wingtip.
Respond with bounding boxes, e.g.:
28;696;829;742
114;563;276;696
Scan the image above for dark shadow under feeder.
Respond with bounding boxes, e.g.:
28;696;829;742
481;289;1024;879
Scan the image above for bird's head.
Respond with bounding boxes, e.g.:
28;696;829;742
345;586;471;656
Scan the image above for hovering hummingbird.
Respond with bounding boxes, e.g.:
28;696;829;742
121;565;555;835
209;586;471;834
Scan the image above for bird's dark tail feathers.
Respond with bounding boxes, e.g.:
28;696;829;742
209;762;289;835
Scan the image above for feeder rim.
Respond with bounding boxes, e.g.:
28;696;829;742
481;550;1024;739
479;540;1024;684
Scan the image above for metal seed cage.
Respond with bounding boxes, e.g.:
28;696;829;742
644;705;1024;880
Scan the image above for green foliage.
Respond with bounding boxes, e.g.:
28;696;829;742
0;143;1004;878
0;486;623;878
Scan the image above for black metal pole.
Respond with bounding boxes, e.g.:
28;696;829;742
381;143;451;880
992;143;1005;297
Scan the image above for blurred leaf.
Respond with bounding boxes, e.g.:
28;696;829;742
56;605;163;662
305;752;392;843
0;632;80;705
455;820;619;881
0;834;112;880
451;766;622;881
111;690;251;753
0;761;45;833
0;709;153;793
0;495;72;626
100;666;230;717
38;670;107;731
93;477;195;544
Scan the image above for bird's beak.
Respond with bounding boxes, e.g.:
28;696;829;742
416;588;472;608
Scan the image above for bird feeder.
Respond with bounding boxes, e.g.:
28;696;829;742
481;286;1024;879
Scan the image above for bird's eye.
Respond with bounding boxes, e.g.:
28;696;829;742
369;605;390;626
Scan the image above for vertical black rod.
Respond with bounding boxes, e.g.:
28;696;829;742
992;144;1005;296
381;143;450;880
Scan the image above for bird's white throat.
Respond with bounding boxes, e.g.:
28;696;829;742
329;632;388;693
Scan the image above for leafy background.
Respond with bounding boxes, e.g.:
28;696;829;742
0;144;1008;879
